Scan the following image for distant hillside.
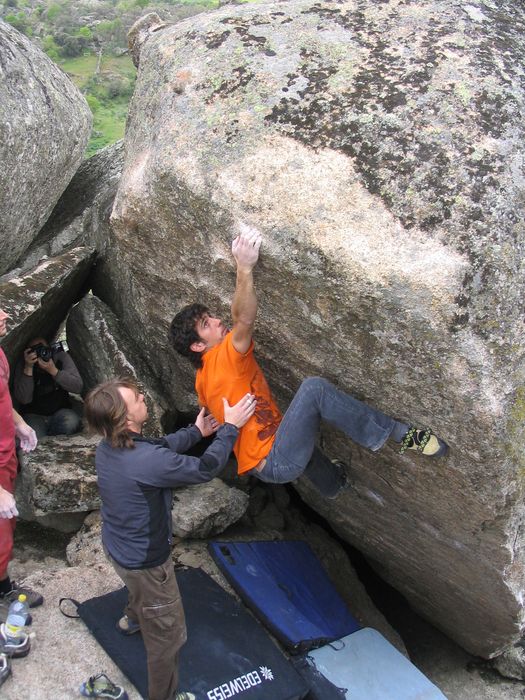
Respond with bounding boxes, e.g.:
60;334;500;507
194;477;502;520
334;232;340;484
0;0;224;156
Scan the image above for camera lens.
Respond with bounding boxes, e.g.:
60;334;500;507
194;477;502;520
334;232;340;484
38;346;52;361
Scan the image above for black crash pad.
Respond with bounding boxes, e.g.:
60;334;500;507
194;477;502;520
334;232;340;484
77;566;308;700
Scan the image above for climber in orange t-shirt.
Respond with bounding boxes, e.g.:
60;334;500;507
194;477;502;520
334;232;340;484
195;329;281;475
170;225;448;498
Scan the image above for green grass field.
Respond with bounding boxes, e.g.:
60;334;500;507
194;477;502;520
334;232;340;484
60;53;136;157
87;102;129;156
1;0;246;157
54;0;253;157
60;53;137;83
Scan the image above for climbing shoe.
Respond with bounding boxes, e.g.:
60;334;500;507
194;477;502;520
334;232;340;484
116;614;140;636
0;653;11;687
0;623;31;658
79;673;128;699
0;582;43;608
399;427;448;457
329;459;349;498
303;454;348;499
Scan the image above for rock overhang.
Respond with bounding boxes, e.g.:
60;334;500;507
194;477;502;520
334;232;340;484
103;0;525;658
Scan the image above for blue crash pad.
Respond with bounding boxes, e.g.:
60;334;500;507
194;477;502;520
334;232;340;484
303;628;448;700
209;540;361;653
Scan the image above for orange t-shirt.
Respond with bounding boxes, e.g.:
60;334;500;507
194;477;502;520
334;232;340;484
195;332;282;474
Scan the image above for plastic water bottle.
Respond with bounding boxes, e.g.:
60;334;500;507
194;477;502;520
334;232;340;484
5;594;30;640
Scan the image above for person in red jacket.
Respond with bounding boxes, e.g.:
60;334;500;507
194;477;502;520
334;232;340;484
0;307;42;610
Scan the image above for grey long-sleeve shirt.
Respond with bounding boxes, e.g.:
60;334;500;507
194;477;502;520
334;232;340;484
13;350;83;410
96;422;239;569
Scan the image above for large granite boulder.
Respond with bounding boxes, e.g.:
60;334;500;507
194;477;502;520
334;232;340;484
0;246;96;364
101;1;525;659
0;20;92;275
18;141;124;272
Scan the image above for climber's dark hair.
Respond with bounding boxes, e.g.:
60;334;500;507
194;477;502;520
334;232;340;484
169;303;210;369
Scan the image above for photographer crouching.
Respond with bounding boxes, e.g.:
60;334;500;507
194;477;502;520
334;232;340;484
13;336;83;439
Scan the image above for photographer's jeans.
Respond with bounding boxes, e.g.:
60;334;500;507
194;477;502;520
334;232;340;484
251;377;395;485
23;409;81;440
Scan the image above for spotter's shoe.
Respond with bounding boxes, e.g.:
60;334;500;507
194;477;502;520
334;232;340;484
0;653;11;688
79;673;128;699
116;615;140;636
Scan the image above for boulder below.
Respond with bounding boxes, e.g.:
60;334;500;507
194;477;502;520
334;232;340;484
15;433;100;532
0;246;96;364
67;294;173;436
172;478;249;538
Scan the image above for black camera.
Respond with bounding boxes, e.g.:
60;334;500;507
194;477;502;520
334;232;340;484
30;340;68;362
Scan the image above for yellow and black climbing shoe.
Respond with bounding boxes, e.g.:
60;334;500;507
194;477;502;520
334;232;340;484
399;427;448;457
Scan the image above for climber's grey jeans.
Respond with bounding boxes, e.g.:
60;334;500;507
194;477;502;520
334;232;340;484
252;377;395;484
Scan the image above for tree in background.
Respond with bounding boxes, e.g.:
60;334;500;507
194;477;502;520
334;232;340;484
0;0;216;156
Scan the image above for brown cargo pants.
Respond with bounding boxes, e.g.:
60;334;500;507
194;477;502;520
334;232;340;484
108;552;187;700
